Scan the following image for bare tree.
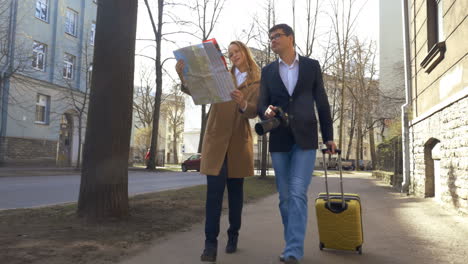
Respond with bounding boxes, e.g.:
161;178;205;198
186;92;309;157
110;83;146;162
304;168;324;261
134;126;152;162
163;84;184;164
77;0;138;219
329;0;363;150
251;0;277;178
58;43;94;169
133;65;156;129
252;0;277;68
294;0;320;58
0;0;11;68
0;0;33;102
347;37;378;169
182;0;227;153
142;0;165;170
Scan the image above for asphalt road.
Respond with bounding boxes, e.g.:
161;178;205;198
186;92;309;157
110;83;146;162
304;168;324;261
0;171;205;209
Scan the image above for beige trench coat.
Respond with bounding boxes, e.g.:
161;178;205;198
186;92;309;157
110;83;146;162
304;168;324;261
199;79;260;178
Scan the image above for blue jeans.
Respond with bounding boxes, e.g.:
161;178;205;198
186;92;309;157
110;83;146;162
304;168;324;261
271;144;317;260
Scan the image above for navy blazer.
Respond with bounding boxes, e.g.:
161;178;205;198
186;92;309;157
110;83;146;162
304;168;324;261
257;56;333;152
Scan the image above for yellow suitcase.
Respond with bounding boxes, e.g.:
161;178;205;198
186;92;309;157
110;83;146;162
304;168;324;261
315;149;363;254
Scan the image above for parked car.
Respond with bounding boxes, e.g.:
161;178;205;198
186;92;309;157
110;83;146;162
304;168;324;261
181;154;201;172
347;159;374;170
325;157;354;170
341;160;355;170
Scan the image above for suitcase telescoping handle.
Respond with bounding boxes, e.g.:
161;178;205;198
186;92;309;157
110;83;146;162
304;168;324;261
321;147;346;209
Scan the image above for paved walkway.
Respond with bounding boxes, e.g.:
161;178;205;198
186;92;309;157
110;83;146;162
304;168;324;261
120;173;468;264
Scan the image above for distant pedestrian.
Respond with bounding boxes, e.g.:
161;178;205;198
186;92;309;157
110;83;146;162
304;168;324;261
145;148;150;161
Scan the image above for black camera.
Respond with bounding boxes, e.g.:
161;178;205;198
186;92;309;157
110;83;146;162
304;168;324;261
255;107;289;135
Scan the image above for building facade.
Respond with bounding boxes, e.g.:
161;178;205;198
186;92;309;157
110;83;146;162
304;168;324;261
0;0;96;166
403;0;467;213
132;91;185;165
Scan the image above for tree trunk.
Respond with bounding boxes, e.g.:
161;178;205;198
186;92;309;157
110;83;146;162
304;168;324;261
173;126;178;164
197;105;207;153
260;6;274;178
338;72;346;150
345;102;356;160
145;0;164;170
77;0;138;219
360;133;364;162
369;122;376;170
76;116;82;169
260;134;268;178
355;105;362;171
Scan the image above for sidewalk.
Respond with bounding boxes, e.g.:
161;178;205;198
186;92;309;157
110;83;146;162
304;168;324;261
120;173;468;264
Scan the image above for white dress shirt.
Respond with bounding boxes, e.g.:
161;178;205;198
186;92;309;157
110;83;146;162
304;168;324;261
278;52;299;96
235;68;248;111
235;67;247;86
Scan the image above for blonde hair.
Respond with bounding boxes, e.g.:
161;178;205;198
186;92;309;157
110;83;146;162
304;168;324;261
228;41;260;84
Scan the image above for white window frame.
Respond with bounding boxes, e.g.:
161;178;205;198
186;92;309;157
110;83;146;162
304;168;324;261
35;0;49;22
35;94;49;124
90;22;96;45
436;0;444;42
65;9;78;37
63;53;75;79
32;41;47;71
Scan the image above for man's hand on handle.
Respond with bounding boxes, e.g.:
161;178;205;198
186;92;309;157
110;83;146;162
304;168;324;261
324;141;337;155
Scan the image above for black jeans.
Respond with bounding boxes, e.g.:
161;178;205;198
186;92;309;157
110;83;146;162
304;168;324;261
204;158;244;248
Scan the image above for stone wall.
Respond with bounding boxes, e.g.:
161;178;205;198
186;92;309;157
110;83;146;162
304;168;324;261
409;96;468;214
372;170;403;187
0;137;57;166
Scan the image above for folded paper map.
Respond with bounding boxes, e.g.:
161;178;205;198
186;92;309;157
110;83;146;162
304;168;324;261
173;42;235;105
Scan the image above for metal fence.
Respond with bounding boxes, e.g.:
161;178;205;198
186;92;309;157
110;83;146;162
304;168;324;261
376;136;403;186
255;135;273;175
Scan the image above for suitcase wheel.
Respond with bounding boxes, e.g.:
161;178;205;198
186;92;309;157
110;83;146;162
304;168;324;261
356;245;362;255
319;242;324;251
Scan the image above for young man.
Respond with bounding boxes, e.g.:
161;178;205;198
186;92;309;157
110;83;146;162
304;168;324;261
257;24;336;264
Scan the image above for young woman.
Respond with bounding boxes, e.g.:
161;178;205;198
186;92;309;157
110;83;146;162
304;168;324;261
176;41;260;262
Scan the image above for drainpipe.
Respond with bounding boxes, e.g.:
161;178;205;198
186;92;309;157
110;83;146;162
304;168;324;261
401;0;412;194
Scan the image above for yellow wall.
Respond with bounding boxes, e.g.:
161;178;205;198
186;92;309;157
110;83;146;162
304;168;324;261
410;0;467;118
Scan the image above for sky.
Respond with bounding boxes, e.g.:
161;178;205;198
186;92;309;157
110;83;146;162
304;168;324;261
135;0;379;81
134;0;380;130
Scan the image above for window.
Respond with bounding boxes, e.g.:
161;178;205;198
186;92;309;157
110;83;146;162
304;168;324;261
421;0;445;73
65;9;78;36
35;94;50;124
427;0;444;50
32;41;47;71
35;0;48;21
90;22;96;45
63;53;75;79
